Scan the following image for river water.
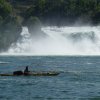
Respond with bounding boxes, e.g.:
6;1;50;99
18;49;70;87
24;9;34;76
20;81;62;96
0;56;100;100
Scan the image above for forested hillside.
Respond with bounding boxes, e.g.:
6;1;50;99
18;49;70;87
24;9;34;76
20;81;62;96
7;0;100;25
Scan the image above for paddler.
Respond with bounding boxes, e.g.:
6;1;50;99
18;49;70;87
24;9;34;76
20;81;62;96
24;66;29;75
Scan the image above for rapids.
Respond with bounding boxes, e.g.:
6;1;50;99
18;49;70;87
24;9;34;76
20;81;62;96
2;26;100;55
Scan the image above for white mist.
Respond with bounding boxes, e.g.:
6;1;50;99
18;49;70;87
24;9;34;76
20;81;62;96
3;26;100;55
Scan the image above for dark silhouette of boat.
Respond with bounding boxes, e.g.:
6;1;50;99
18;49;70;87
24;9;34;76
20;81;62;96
0;66;60;76
0;71;59;76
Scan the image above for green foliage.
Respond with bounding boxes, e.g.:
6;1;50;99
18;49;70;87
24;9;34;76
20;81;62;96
0;0;22;51
23;0;100;25
26;16;41;26
0;0;12;18
0;15;22;52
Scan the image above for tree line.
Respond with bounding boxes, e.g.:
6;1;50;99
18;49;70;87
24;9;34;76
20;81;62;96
1;0;100;26
23;0;100;25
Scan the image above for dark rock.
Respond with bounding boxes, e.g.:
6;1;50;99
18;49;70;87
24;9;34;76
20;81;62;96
23;16;47;38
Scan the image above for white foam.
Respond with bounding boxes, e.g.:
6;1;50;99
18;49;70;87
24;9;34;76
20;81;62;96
2;26;100;56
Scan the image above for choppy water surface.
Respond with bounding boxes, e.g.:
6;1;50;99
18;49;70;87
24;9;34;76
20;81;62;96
0;56;100;100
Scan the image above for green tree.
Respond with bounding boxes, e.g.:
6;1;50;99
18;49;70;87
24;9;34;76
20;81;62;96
0;0;12;18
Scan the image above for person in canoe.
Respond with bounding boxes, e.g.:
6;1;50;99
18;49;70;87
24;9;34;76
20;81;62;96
13;66;30;75
24;66;29;75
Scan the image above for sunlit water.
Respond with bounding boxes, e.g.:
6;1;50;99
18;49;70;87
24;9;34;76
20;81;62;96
0;56;100;100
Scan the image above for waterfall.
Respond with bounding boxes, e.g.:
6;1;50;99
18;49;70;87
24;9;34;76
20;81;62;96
2;26;100;55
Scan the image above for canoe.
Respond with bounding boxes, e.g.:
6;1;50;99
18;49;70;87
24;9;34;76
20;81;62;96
0;71;59;76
